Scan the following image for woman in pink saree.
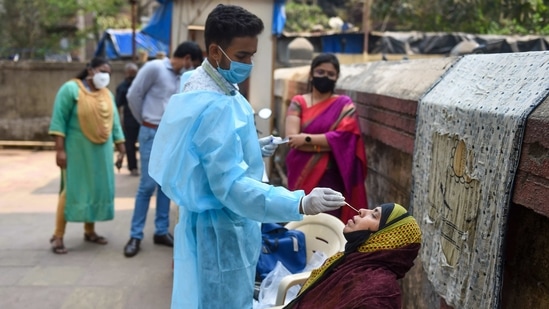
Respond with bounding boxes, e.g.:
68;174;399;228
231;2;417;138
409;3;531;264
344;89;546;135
285;53;368;223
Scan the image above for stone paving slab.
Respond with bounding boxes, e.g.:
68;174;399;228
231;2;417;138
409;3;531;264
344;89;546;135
0;149;175;309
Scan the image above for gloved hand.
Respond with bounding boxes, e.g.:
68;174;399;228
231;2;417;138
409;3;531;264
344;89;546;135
258;135;278;157
301;187;345;215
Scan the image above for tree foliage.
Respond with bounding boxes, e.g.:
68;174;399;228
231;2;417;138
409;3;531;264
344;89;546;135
284;2;331;33
286;0;549;35
0;0;130;59
370;0;549;34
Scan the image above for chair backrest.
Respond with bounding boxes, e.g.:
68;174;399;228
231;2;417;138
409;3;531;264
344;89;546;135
285;213;346;262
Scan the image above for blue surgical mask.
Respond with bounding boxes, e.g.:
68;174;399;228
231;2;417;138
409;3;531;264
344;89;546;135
216;46;253;84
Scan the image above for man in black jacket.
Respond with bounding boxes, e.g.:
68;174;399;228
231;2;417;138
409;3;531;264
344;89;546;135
116;62;140;176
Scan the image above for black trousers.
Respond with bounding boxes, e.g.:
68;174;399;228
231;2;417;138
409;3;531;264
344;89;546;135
124;123;140;171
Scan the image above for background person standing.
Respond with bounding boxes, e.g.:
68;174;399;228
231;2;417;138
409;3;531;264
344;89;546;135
123;41;203;258
116;62;140;176
285;53;368;223
48;57;125;254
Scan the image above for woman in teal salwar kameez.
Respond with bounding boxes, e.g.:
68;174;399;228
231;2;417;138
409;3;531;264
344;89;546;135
48;57;125;254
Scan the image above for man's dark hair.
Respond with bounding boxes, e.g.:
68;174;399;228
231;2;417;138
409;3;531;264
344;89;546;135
204;4;264;52
173;41;203;61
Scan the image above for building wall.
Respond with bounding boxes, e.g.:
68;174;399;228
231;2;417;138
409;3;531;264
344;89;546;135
0;61;126;142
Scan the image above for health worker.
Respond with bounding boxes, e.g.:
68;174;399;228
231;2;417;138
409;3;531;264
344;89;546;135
149;4;345;309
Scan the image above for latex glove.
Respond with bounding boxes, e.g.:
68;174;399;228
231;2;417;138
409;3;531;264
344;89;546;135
258;135;278;157
301;188;345;215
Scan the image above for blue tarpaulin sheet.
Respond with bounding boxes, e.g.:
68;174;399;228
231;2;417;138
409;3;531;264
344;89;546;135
94;0;172;60
272;0;287;36
141;0;173;44
94;29;169;60
321;33;364;53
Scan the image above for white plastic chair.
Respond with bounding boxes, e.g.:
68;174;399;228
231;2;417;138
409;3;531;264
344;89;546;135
273;213;346;307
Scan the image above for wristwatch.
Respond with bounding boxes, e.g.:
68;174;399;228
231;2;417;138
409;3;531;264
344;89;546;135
305;136;312;143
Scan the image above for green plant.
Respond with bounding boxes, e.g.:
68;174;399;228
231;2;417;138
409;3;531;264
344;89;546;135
284;2;331;33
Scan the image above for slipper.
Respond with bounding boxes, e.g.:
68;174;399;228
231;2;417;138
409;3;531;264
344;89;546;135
84;233;108;245
50;236;68;254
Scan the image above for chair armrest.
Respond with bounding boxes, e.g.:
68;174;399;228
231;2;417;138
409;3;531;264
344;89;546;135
274;271;312;306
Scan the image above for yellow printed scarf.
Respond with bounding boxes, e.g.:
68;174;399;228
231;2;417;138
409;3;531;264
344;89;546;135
73;79;113;144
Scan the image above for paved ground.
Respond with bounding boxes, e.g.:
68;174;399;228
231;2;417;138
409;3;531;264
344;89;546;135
0;149;176;309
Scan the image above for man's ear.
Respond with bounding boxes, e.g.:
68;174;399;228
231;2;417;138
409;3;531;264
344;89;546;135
208;44;221;63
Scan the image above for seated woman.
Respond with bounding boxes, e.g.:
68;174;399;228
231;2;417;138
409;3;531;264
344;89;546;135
283;203;422;309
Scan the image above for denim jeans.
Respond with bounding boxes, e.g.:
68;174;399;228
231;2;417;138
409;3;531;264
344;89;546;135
129;126;171;239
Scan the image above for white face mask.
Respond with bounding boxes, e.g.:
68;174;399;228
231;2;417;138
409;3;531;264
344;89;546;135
92;72;110;89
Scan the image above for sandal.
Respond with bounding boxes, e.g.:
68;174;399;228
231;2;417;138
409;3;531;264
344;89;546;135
50;236;68;254
84;233;108;245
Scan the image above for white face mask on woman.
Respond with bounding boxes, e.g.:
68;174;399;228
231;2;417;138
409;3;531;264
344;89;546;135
92;71;110;89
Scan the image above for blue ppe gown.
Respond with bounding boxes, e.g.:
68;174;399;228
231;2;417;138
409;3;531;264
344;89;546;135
179;69;194;92
149;64;304;309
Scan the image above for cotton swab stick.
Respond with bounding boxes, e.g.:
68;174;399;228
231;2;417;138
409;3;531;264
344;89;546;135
344;201;360;213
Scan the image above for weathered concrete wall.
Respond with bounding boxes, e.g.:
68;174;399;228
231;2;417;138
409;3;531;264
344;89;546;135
512;98;549;215
502;97;549;308
274;55;549;309
502;203;549;308
0;61;126;141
